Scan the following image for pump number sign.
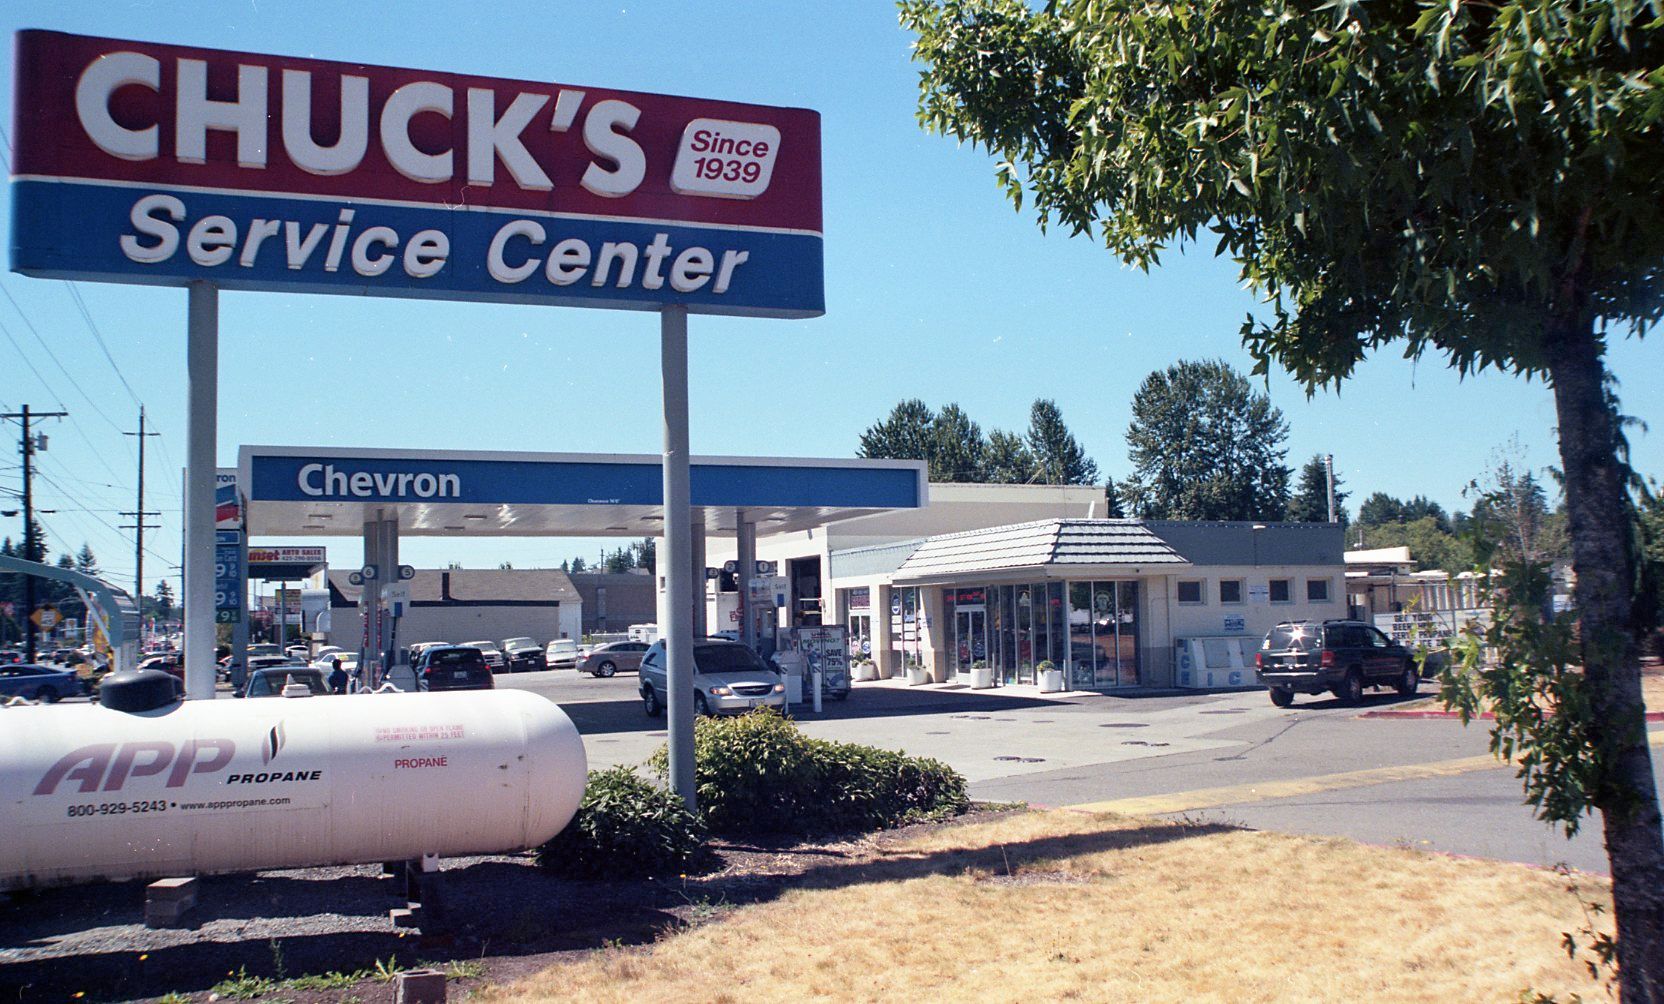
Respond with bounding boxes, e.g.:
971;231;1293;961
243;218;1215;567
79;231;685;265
10;31;823;318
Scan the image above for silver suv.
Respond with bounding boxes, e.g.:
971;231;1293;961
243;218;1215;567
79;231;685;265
639;639;786;717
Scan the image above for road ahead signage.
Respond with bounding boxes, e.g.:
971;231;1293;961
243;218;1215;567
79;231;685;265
10;31;824;318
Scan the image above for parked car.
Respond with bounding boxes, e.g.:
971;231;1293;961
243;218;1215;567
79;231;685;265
50;648;80;666
544;638;581;669
284;644;312;661
638;638;786;717
578;640;650;678
1256;619;1419;707
0;649;24;665
406;641;449;664
0;663;84;703
462;640;507;673
246;643;282;658
241;667;330;698
413;646;495;691
137;651;186;683
248;654;306;672
502;637;546;673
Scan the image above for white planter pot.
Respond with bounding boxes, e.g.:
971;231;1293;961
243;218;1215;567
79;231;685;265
854;663;876;682
905;666;929;686
970;666;994;690
1039;668;1065;693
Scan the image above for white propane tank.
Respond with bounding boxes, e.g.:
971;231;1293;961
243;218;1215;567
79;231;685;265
0;689;587;891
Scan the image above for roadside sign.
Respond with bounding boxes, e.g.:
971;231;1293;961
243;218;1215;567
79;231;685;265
31;606;60;629
11;31;824;319
247;547;327;565
215;468;242;530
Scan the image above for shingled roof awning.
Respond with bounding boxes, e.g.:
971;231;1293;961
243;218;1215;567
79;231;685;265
889;519;1190;585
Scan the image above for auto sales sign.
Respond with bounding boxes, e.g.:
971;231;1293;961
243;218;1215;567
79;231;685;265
10;31;823;318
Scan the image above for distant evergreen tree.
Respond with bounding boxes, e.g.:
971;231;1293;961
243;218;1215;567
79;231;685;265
75;544;99;577
570;556;588;573
984;429;1037;484
1102;476;1126;518
1357;492;1405;526
856;399;937;463
1286;455;1347;523
1026;399;1099;485
930;403;988;482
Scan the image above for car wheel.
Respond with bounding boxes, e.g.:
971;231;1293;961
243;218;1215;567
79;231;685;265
33;687;58;704
1341;668;1365;705
642;685;662;717
1268;687;1294;708
596;661;617;678
1396;663;1419;696
694;692;712;717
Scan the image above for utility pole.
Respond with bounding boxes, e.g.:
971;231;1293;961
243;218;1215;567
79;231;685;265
121;405;160;643
3;405;68;662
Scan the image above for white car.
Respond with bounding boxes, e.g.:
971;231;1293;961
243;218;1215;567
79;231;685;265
545;638;581;669
462;640;507;673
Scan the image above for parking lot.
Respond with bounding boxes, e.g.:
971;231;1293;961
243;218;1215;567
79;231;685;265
500;668;1660;875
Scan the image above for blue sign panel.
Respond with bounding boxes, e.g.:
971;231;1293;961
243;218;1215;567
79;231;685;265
215;532;243;624
248;455;922;510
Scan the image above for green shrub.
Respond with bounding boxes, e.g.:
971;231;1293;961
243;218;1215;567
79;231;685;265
537;766;707;879
649;712;969;836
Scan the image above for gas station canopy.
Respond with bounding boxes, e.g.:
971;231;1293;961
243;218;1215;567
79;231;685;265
239;446;928;537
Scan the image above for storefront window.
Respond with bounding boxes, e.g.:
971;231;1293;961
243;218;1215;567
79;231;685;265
1068;582;1094;689
1116;581;1140;686
1016;585;1035;683
1047;581;1067;667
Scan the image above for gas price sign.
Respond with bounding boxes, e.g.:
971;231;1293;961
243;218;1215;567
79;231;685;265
11;31;823;318
214;530;242;624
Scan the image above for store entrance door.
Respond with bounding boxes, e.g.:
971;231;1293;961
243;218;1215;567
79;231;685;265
954;606;986;676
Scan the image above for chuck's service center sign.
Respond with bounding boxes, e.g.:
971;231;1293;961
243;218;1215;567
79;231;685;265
10;31;823;318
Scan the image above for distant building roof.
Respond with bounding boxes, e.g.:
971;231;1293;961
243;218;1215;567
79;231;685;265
329;568;580;607
891;519;1189;583
1345;546;1413;566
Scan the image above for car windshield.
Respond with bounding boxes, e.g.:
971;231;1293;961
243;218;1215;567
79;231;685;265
1265;624;1320;652
464;641;498;651
432;649;486;667
250;671;326;696
693;644;770;675
504;637;535;648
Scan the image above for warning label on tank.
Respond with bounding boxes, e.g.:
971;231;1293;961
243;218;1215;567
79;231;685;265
374;725;466;742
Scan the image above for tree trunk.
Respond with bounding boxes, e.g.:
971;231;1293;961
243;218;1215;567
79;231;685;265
1547;316;1664;1002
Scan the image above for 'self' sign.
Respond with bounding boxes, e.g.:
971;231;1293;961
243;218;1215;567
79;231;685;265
10;31;823;318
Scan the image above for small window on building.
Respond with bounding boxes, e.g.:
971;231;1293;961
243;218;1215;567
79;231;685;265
1219;579;1244;604
1269;578;1293;603
1176;580;1205;605
1307;578;1332;603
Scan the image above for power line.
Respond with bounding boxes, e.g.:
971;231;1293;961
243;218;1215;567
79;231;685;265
0;280;128;434
64;283;144;408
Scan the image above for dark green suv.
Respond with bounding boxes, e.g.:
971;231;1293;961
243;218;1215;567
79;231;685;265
1255;619;1418;708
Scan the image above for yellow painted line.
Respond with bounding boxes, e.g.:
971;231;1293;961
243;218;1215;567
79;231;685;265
1068;730;1664;817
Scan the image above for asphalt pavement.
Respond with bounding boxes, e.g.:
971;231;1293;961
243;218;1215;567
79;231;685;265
502;668;1661;875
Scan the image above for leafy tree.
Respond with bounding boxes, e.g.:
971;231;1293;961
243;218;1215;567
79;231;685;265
983;429;1036;484
636;536;656;573
1361;517;1473;574
570;556;587;574
74;544;99;577
1118;360;1291;521
1287;454;1347;524
857;399;937;464
931;403;989;482
1467;455;1556;566
1026;399;1098;485
901;1;1664;984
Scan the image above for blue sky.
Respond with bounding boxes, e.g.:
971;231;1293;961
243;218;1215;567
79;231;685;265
1;2;1658;600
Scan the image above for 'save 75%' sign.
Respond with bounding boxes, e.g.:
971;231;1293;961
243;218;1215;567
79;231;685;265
9;31;823;318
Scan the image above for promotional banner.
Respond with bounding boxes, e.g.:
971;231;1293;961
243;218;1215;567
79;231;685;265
11;31;823;318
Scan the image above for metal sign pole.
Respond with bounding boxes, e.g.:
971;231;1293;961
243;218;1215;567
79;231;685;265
660;305;696;811
183;281;218;699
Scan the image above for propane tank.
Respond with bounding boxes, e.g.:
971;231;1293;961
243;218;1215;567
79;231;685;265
0;687;586;891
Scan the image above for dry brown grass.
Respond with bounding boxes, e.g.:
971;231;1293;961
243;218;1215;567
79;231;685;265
478;810;1613;1003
